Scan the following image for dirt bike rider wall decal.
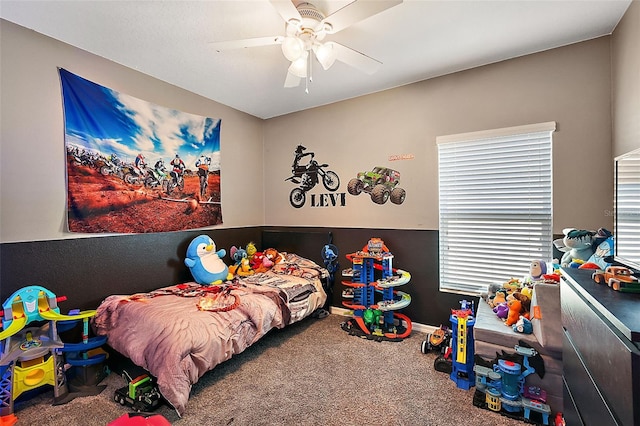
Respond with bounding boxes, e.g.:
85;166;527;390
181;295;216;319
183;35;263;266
285;145;340;208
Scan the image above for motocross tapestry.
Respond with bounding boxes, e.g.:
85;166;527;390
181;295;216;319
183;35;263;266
60;68;223;233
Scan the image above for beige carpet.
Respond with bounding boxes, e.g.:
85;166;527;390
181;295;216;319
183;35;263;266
11;314;529;425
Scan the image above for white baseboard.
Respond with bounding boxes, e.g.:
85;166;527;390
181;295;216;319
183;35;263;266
329;306;438;335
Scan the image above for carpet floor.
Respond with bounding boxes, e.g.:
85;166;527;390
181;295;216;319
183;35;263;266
10;314;530;425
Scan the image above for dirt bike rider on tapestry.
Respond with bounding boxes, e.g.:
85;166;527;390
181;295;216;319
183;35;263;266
170;154;185;184
195;155;211;196
291;145;314;182
195;155;211;178
109;153;121;166
152;158;167;180
134;153;146;174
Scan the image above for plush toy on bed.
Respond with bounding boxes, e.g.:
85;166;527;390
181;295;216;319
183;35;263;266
229;245;255;277
250;251;274;273
184;235;233;285
263;248;284;265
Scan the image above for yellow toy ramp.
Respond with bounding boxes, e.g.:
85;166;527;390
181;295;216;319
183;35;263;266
38;309;96;321
0;315;27;341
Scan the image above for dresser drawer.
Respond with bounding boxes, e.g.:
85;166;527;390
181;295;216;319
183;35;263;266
563;331;619;425
561;278;638;426
562;375;584;426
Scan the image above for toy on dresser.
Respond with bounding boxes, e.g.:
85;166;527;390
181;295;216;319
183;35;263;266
553;227;612;269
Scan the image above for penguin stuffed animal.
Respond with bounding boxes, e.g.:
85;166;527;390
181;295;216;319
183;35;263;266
184;235;233;285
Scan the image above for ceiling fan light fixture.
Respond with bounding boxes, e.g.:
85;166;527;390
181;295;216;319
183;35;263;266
281;36;305;61
314;42;337;70
288;53;308;78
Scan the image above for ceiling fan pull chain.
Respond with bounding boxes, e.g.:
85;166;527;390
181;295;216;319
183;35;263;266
306;53;311;94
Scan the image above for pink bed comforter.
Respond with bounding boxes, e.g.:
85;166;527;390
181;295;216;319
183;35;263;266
92;253;327;415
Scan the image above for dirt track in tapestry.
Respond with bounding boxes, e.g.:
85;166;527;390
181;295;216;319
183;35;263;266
66;160;222;233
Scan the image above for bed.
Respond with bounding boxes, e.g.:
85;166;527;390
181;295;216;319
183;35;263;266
92;252;328;416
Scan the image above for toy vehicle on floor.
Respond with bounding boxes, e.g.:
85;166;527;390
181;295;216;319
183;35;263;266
421;325;451;354
347;166;406;205
592;266;640;292
114;371;162;412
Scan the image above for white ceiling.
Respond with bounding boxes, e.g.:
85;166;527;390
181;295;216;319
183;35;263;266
0;0;632;119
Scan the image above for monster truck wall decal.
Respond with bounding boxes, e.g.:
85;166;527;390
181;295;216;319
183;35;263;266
60;68;223;233
347;166;407;205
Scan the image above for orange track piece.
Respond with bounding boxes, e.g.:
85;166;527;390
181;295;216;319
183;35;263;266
0;414;18;426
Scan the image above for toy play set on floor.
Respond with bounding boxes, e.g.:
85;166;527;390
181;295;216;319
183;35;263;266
340;238;412;341
0;286;110;426
422;298;562;426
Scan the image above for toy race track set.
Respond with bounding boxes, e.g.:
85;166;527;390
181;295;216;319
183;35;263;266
0;286;109;426
340;238;412;342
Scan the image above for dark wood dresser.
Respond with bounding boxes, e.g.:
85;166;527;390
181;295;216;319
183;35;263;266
560;267;640;426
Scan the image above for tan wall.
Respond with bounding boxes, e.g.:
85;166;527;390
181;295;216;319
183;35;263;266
2;16;625;243
0;20;265;243
265;38;613;233
612;0;640;158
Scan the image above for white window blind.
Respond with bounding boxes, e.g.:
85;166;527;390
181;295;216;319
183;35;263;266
437;122;555;295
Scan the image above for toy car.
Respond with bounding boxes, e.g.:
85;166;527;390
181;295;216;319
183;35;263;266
421;325;451;354
113;371;163;412
347;166;406;205
592;266;640;293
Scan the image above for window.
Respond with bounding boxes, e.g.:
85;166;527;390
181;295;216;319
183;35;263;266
437;122;555;295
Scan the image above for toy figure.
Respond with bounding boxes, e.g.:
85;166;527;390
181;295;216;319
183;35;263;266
184;235;233;285
528;260;547;281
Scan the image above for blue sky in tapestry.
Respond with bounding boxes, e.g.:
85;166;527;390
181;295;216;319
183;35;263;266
59;68;221;170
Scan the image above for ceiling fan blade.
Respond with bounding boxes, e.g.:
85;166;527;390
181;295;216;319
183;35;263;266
269;0;302;24
323;0;402;34
284;71;302;88
210;36;283;52
332;42;382;75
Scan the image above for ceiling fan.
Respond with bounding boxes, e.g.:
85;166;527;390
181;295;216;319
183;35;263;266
210;0;403;92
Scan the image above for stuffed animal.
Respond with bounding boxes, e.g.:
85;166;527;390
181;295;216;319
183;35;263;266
184;235;233;285
491;290;507;308
505;298;523;326
263;248;284;265
493;302;509;319
229;245;254;277
481;282;502;307
579;228;614;270
250;251;274;273
507;291;531;318
502;278;522;294
246;242;258;258
513;315;533;334
553;228;598;267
